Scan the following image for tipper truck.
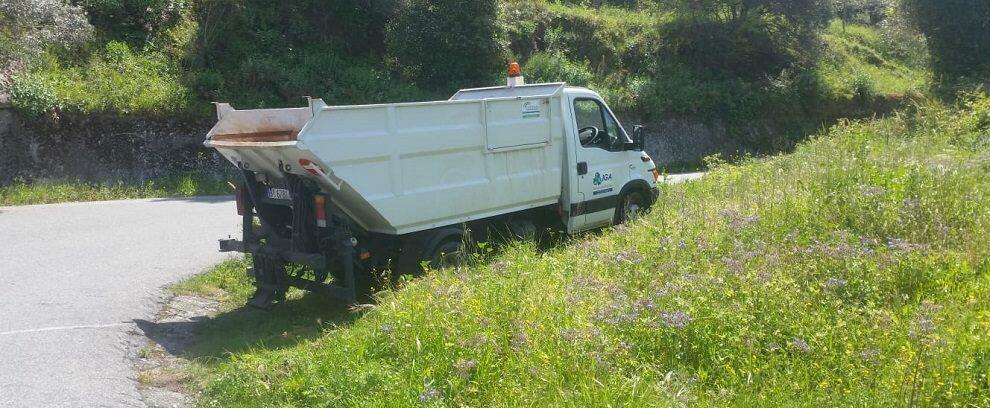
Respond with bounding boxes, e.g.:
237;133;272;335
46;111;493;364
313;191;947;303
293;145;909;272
206;65;660;308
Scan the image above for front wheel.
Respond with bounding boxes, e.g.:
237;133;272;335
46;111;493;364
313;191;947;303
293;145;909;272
615;190;650;224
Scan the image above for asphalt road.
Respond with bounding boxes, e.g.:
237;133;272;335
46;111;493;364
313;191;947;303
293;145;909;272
0;197;239;408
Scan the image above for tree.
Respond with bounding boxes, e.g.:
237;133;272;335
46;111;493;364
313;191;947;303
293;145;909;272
901;0;990;80
386;0;504;90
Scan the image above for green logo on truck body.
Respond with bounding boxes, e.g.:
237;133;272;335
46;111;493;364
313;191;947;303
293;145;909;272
593;172;612;186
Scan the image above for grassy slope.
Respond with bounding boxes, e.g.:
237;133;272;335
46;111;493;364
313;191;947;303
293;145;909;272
176;95;989;406
820;21;929;99
0;175;232;206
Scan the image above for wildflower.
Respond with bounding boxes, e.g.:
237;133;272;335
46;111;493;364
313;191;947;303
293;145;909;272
489;261;512;273
859;348;881;361
721;208;760;230
463;333;488;348
767;342;781;352
510;332;528;349
655;281;678;297
660;311;692;328
756;270;774;285
723;257;744;274
453;359;477;379
823;277;848;292
380;325;395;334
887;238;931;254
613;249;645;264
909;301;943;346
858;184;887;198
632;297;657;311
791;337;812;353
418;383;442;403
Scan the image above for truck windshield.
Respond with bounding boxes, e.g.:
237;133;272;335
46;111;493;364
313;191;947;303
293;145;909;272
573;98;630;151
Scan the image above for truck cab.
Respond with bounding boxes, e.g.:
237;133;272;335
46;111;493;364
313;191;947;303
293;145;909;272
562;86;659;232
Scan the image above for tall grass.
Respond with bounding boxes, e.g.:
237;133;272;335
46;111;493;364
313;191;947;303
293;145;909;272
182;95;990;406
0;175;232;206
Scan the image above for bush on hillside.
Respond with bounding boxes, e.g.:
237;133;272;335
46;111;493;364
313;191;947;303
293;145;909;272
189;0;424;108
77;0;188;44
387;0;505;90
523;51;592;86
0;0;93;69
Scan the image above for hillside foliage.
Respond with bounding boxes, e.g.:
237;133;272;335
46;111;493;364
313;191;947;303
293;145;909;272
2;0;980;153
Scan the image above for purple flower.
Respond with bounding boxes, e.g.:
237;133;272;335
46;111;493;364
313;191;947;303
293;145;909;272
723;257;744;274
721;208;760;229
887;238;931;254
791;338;812;353
824;277;848;292
419;383;442;403
660;311;692;328
858;184;887;198
489;261;512;273
453;360;477;379
910;301;943;345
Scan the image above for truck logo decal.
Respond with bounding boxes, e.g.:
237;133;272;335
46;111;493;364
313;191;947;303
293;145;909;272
522;101;541;119
593;172;612;186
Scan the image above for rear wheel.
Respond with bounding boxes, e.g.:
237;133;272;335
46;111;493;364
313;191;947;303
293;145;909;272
616;190;649;224
428;238;468;269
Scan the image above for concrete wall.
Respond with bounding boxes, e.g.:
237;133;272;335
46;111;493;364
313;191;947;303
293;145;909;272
0;109;233;185
641;117;743;169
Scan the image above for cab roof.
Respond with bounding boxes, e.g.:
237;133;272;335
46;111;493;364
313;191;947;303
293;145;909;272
449;83;566;101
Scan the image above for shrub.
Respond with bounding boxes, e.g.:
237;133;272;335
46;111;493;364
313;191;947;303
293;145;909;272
78;0;188;44
10;71;60;118
523;52;592;86
0;0;93;67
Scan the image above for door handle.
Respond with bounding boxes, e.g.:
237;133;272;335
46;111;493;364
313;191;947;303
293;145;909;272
577;162;588;175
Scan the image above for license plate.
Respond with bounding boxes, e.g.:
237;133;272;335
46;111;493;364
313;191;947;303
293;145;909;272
266;188;292;200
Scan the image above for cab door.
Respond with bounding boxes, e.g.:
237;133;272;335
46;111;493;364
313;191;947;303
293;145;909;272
569;97;632;230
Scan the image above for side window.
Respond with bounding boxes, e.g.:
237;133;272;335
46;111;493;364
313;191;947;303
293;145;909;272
573;98;627;151
574;99;605;149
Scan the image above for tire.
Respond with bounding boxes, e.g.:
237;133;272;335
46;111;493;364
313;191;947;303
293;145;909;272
428;238;468;270
615;190;649;224
395;227;466;275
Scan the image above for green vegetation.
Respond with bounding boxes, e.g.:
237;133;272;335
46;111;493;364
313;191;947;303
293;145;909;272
0;175;232;206
175;94;990;406
5;1;938;146
820;20;929;100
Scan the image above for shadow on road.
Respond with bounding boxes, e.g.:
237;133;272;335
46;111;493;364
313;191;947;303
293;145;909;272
134;292;361;360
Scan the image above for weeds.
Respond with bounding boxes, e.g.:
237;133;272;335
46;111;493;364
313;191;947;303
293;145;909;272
0;175;232;206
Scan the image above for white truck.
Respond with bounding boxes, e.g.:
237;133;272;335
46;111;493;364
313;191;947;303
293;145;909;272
206;68;660;307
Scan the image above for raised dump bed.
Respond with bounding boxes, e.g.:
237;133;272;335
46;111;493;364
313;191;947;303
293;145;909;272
205;84;567;235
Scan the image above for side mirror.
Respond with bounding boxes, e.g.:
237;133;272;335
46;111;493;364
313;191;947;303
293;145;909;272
633;125;645;151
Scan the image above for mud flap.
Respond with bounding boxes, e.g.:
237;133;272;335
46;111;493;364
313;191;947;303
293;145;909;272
247;254;288;310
